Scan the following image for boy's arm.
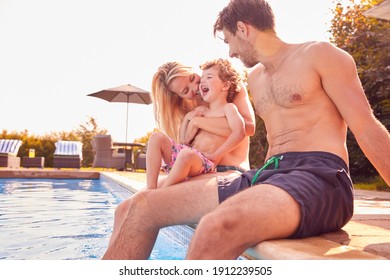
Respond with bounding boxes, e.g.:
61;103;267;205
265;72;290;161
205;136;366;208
185;83;256;141
204;103;246;163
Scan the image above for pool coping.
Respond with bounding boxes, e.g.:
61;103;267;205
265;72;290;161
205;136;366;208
0;168;99;179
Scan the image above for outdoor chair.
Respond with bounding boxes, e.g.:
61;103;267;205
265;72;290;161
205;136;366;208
53;140;83;169
0;139;22;168
91;134;125;170
134;145;147;170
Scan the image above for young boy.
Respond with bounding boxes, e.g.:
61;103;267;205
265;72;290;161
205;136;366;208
147;58;246;189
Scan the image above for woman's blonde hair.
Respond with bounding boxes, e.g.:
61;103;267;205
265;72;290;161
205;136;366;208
151;62;198;141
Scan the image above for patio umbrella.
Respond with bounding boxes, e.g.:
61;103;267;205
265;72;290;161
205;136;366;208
364;0;390;20
88;84;152;143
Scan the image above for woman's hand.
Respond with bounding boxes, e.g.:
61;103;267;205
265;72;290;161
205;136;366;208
183;117;200;144
185;108;204;121
183;109;205;144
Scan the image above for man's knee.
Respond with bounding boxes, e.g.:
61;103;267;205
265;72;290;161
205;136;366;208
115;191;150;224
115;199;130;219
197;210;239;241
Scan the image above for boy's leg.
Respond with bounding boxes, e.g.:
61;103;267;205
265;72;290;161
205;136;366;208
102;174;222;259
146;132;173;189
161;148;204;188
186;184;301;259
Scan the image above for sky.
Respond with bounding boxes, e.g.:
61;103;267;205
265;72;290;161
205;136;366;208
0;0;347;143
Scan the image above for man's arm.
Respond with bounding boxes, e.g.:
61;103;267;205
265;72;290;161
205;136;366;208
317;42;390;185
204;103;246;163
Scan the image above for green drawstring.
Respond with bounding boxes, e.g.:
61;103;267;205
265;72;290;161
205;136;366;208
250;155;283;186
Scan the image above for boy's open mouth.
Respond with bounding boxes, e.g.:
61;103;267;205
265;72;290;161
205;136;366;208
200;85;209;97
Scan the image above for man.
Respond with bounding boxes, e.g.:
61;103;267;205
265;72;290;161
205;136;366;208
103;0;389;260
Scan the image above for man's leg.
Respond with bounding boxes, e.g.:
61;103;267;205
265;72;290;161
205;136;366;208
107;198;132;247
186;184;301;259
102;175;223;260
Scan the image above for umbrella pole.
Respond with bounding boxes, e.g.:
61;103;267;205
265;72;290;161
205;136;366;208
126;95;129;144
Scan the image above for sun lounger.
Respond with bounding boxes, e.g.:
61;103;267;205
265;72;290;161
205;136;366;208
53;140;83;169
0;139;22;168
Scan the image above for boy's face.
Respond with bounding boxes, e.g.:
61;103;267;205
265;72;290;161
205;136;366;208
200;66;226;102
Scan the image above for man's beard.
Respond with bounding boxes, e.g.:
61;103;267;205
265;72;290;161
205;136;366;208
238;39;259;68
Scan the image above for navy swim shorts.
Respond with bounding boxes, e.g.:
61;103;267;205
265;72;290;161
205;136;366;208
216;165;246;173
217;151;354;238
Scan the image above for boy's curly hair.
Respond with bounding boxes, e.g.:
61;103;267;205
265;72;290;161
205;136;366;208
199;58;241;103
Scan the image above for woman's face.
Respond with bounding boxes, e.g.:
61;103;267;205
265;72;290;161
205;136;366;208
168;73;200;100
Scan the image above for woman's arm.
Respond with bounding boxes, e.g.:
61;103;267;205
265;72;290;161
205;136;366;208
186;116;230;140
179;113;192;144
233;83;256;136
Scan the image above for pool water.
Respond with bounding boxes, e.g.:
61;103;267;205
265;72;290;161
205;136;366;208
0;178;190;260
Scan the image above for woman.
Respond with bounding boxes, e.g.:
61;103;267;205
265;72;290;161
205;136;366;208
106;60;255;247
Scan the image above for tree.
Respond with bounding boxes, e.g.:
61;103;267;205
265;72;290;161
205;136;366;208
249;115;268;169
1;117;107;167
75;116;107;167
234;70;269;169
329;0;390;180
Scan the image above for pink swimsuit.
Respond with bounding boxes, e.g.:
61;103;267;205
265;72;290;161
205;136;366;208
161;138;216;175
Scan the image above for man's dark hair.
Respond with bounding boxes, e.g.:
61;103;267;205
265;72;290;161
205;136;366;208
214;0;275;36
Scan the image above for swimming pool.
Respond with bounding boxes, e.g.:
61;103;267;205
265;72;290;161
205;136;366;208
0;177;191;260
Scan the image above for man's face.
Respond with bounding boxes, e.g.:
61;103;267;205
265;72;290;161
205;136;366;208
222;28;259;68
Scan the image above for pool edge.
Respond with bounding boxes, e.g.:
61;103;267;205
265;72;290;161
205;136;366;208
0;168;99;179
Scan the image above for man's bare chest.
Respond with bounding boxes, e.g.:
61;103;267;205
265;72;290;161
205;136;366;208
252;75;306;116
251;61;321;117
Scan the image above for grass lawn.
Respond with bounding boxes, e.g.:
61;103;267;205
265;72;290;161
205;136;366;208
354;176;389;191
